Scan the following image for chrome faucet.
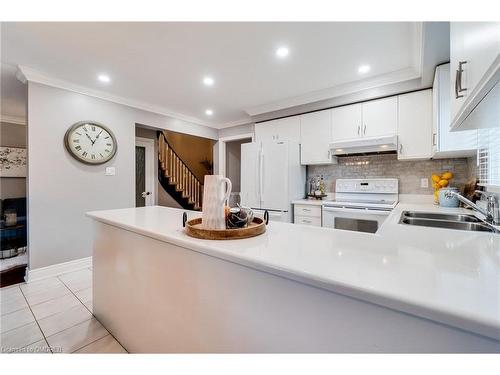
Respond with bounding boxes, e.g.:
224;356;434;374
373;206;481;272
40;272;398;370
445;190;499;225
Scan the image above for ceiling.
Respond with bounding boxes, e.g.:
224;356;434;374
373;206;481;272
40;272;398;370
1;22;426;128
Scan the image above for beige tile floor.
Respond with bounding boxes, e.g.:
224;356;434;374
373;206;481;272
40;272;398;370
0;267;127;354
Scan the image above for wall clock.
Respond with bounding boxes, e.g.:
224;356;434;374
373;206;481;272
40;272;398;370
64;121;117;165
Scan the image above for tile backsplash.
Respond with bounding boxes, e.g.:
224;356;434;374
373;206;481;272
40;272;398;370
308;154;477;195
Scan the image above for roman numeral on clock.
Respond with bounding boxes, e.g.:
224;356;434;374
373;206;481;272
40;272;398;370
75;145;81;151
82;151;88;157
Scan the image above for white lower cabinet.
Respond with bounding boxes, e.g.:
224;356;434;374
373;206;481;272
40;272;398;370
398;90;433;160
294;204;322;227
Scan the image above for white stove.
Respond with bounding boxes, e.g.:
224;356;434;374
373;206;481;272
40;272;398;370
322;178;399;233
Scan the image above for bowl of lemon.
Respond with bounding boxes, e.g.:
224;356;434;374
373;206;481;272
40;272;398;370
431;172;454;205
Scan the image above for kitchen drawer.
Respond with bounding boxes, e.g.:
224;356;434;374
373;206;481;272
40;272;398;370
294;204;322;217
294;215;321;227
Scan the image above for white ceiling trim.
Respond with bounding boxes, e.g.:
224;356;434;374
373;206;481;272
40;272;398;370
16;65;220;130
0;114;26;125
245;67;421;116
217;118;254;129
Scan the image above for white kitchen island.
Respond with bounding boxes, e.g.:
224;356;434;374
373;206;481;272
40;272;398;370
86;205;500;353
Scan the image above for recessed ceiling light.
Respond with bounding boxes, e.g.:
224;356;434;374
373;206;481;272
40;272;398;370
203;76;215;86
205;109;214;116
276;47;289;58
358;65;371;74
335;149;344;153
97;74;111;83
380;144;388;148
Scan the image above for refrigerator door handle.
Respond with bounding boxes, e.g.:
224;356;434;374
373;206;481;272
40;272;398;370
260;151;264;204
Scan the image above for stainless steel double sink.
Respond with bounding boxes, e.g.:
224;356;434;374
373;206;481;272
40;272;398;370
399;211;499;233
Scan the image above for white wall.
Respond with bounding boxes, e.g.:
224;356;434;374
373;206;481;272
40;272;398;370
225;138;251;193
27;82;217;270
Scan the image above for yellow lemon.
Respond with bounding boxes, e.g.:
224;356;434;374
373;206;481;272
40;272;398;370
431;174;441;183
434;190;440;202
438;179;449;187
441;172;453;180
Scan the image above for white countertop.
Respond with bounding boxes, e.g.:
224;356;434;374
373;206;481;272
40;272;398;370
87;203;500;341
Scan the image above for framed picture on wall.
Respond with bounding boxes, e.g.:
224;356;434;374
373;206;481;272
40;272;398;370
0;147;27;177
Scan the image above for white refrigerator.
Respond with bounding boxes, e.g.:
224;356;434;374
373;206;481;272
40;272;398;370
241;141;305;222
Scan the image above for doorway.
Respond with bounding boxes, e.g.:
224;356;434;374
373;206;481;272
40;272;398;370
217;134;253;206
135;137;156;207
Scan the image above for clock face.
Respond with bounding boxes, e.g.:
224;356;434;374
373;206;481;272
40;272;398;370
64;121;117;164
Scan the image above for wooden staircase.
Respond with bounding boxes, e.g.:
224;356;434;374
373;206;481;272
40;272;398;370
158;131;203;211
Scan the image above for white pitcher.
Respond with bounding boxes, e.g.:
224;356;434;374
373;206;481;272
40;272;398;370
201;175;232;229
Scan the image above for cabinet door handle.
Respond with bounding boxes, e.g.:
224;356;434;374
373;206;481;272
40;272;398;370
432;133;437;146
302;219;312;224
363;124;367;135
455;61;467;99
458;61;467;93
357;125;360;135
399;143;403;154
302;208;311;212
455;69;461;99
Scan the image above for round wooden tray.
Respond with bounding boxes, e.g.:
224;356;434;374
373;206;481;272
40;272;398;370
183;216;267;240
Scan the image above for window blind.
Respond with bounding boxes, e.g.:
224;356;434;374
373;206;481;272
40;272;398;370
478;127;500;187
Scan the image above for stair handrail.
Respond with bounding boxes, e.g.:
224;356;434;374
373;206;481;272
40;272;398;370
157;131;204;185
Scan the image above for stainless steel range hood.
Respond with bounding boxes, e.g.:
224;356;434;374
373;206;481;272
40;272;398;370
329;135;398;156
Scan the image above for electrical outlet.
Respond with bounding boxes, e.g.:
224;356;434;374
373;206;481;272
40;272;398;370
105;167;116;176
420;178;428;188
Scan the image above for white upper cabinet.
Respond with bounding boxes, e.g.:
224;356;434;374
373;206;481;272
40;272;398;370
450;22;500;129
299;110;333;165
255;116;300;143
362;97;398;138
331;103;362;141
331;98;397;142
398;90;433;160
433;63;477;158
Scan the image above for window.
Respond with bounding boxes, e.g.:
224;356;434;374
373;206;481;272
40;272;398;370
478;127;500;187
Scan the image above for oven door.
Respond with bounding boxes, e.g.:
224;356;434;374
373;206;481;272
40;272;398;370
322;206;391;233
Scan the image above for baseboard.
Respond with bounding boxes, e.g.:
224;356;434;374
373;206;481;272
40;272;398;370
25;257;92;283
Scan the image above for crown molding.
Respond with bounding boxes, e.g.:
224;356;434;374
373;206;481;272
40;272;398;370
217;118;254;129
16;65;221;130
245;67;421;117
0;114;26;125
